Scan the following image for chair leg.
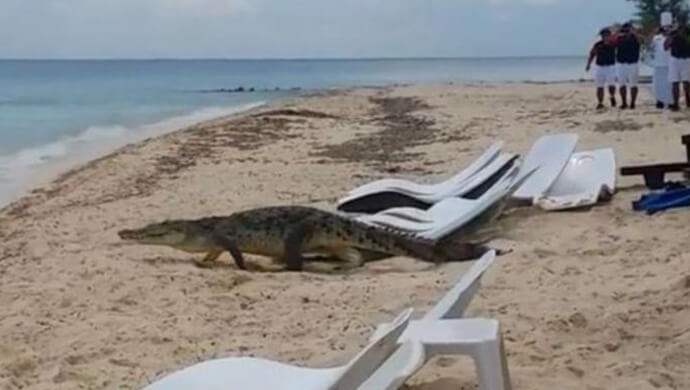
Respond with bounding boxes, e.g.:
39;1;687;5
471;333;512;390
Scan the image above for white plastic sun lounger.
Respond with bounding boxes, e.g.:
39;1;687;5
337;144;515;214
355;162;534;240
141;309;424;390
370;250;512;390
345;141;504;197
534;148;616;211
422;249;497;320
511;133;578;203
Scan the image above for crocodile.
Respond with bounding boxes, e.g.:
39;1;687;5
117;205;502;271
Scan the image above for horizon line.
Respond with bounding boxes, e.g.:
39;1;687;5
0;55;585;61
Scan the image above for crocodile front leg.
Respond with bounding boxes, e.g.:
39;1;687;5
194;249;224;268
210;234;247;270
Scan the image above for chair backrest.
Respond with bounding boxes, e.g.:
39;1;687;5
425;163;521;240
329;308;413;390
423;250;496;320
512;133;578;201
437;152;515;197
444;141;504;186
355;340;425;390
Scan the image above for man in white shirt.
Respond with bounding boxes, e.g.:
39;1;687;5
652;26;673;108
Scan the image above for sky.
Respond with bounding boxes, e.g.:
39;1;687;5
0;0;636;59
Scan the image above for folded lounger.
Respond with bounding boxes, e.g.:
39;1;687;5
141;309;424;390
355;162;534;240
338;151;518;214
370;250;513;390
511;133;579;204
535;148;616;211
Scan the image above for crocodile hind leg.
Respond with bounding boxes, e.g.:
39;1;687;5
283;222;316;272
328;247;366;270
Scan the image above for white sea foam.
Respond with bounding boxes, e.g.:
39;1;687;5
0;101;265;208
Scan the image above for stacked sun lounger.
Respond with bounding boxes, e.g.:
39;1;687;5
337;132;616;220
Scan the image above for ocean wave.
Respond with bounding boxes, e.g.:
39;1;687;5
0;101;265;207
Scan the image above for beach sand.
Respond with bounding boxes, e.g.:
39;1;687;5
1;82;689;390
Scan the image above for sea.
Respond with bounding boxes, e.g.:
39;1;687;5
0;57;601;206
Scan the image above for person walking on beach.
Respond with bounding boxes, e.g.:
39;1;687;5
665;18;690;111
586;28;617;110
652;25;673;108
614;22;641;109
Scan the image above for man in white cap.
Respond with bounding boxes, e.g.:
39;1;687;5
651;24;673;108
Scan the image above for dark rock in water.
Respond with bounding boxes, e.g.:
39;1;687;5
197;85;296;93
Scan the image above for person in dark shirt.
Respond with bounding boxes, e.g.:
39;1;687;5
586;28;617;110
614;23;641;109
665;18;690;110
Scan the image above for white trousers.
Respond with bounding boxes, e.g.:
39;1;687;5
595;65;616;87
617;63;639;87
653;66;673;104
668;57;690;83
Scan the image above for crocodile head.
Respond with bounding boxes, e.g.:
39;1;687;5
118;219;216;252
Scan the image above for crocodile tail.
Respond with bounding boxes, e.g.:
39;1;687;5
392;235;486;263
432;237;496;262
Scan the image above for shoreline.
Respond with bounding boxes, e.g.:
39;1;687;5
0;101;268;211
1;80;689;390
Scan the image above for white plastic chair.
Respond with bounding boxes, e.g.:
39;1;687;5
388;319;510;390
370;251;512;390
141;309;425;390
355;162;536;240
423;249;497;320
343;141;504;198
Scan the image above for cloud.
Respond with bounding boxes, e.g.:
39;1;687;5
0;0;634;59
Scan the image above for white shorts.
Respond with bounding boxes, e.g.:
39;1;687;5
668;57;690;83
595;65;616;87
617;63;639;87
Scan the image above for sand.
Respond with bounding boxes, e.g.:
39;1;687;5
1;82;689;390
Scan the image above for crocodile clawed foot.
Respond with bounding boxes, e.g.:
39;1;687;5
283;264;304;272
193;260;217;269
493;247;514;256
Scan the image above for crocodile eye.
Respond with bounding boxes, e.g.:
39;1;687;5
147;230;170;238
